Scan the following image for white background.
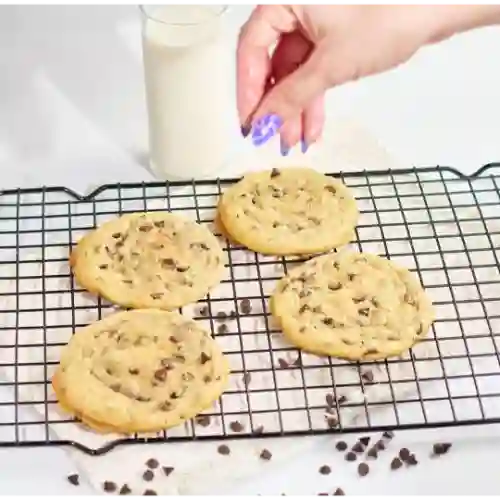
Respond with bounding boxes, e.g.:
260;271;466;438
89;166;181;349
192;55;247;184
1;4;500;494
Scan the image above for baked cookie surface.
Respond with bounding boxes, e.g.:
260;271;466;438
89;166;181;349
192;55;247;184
270;252;434;360
71;212;226;310
218;167;359;255
52;309;230;434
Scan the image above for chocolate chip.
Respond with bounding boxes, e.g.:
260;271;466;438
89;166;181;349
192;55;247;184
103;481;117;493
196;415;211;427
169;336;179;344
254;425;265;435
98;264;108;270
67;474;79;486
142;490;160;500
335;440;348;452
375;439;385;450
407;454;418;466
191;242;209;251
328;283;342;291
138;225;152;232
399;448;410;462
319;465;331;475
299;304;310;314
260;449;272;461
142;470;154;482
129;368;139;375
358;462;369;477
325;393;335;407
383;430;394;440
270;168;281;178
146;458;159;469
242;372;252;385
359;436;370;447
217;324;228;334
337;395;347;405
325;185;337;194
153;368;168;382
176;265;189;272
358;308;369;317
292;356;302;367
112;232;122;239
203;375;212;383
150;292;163;300
119;484;132;495
161;258;175;268
239;298;252;314
153;221;165;228
216;311;227;321
390;457;403;470
345;452;357;462
229;421;244;433
333;488;345;496
367;447;378;459
278;358;288;369
229;310;237;319
200;352;211;365
348;273;356;281
432;443;452;456
122;279;133;285
322;317;335;327
199;306;208;317
162;466;174;476
352;442;364;453
217;444;230;455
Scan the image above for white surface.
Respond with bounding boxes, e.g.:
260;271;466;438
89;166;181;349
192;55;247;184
1;5;500;495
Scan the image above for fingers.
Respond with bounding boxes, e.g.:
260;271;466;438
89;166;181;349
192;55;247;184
249;44;331;146
302;93;326;152
236;6;297;131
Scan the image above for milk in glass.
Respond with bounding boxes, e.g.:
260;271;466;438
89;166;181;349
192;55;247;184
141;5;232;180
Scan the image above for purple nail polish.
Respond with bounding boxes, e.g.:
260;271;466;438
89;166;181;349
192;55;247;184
280;139;290;157
301;140;309;154
251;114;283;146
241;125;251;138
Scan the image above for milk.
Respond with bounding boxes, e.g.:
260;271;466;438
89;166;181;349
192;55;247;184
141;5;233;180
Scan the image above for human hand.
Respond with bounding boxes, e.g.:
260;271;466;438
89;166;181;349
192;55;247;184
237;5;500;153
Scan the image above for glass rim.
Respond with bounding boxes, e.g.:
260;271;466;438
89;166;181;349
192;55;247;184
139;5;228;27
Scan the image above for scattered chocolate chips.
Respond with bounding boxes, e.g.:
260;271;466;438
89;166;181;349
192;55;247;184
217;324;228;334
399;448;410;462
277;358;289;369
129;368;139;375
345;451;357;462
67;474;79;486
199;306;208;317
150;292;163;300
196;415;211;427
432;443;452;456
375;439;386;451
146;458;159;469
153;220;165;228
383;430;395;440
216;311;227;321
361;371;374;383
407;454;418;466
337;395;347;405
98;264;109;270
142;470;154;482
352;442;364;453
200;352;211;364
325;185;337;194
119;484;132;495
138;225;153;233
112;232;122;239
229;421;244;433
142;490;160;500
239;298;252;314
217;444;230;456
333;488;345;496
390;457;403;470
270;168;281;178
260;449;272;461
335;440;348;452
103;481;117;493
162;466;174;477
242;372;252;385
254;425;265;435
357;462;369;477
154;368;168;382
367;447;378;459
319;465;332;475
359;436;370;447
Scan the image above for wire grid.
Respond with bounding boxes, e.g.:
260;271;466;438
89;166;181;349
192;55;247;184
0;165;500;455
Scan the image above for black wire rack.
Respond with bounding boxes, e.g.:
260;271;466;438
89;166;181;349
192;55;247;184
0;164;500;456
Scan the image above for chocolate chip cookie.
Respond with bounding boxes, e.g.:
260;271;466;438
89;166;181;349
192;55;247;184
270;252;434;360
218;167;359;255
52;309;230;434
70;212;226;310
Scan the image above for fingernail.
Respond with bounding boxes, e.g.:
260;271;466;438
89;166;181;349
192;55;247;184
280;138;290;156
301;140;309;154
251;114;283;147
241;125;251;138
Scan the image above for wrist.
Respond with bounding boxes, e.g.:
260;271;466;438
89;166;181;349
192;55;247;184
423;5;500;45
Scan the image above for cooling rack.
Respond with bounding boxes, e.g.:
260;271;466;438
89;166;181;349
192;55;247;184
0;164;500;456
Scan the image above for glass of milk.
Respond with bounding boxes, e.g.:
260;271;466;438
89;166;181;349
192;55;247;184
141;5;234;181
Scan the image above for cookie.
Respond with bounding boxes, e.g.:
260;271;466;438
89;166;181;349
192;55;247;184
52;309;230;434
70;212;226;310
218;167;359;255
270;252;434;360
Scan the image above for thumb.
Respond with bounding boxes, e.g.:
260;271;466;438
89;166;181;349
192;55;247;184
250;46;331;141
